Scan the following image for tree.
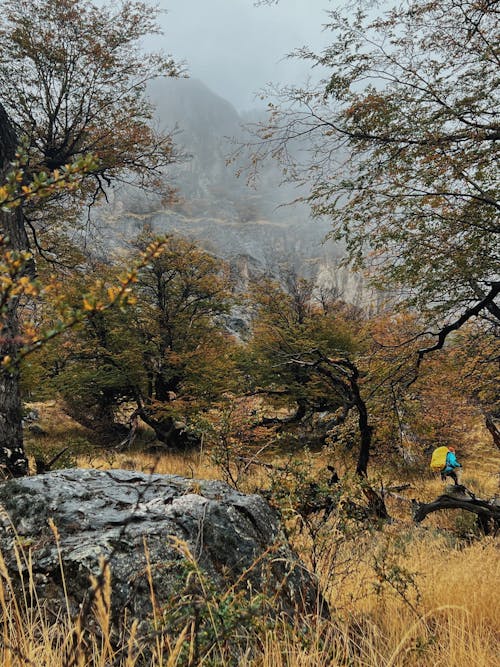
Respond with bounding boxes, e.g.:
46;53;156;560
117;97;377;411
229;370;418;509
0;0;179;196
40;233;238;448
243;276;395;516
27;262;141;440
359;310;484;464
1;106;103;476
243;274;373;459
0;146;155;474
0;0;180;470
246;0;499;361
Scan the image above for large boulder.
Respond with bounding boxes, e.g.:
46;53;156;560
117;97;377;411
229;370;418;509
0;469;324;627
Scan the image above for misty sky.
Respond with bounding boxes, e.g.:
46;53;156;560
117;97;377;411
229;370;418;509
157;0;334;112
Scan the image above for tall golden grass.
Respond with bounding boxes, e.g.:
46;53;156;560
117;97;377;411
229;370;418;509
5;407;498;666
1;534;498;665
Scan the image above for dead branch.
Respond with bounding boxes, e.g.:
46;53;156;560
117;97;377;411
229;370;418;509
411;485;500;534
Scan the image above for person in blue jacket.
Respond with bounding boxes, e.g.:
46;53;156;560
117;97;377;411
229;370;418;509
440;447;462;485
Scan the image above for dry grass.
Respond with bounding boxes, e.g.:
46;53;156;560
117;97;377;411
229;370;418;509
6;403;499;665
2;538;498;667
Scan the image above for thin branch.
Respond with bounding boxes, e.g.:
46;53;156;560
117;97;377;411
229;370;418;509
412;281;500;380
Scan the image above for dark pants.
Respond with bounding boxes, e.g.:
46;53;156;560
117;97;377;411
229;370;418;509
441;470;459;485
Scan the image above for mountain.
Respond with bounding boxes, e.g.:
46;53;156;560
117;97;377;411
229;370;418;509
96;78;378;308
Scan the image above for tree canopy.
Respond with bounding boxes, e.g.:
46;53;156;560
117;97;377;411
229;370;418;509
0;0;180;202
0;0;181;470
36;233;238;448
246;0;499;357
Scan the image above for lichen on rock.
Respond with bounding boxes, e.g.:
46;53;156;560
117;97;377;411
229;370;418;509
0;468;325;630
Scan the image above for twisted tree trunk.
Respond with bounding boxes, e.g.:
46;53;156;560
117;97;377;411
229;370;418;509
0;102;29;477
484;412;500;450
412;486;500;535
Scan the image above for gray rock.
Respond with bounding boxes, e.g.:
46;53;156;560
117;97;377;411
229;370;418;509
0;469;324;629
23;408;40;424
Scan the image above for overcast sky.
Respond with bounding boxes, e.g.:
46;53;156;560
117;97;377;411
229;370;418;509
156;0;334;112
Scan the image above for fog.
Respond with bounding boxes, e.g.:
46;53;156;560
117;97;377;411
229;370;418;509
156;0;335;112
96;1;373;307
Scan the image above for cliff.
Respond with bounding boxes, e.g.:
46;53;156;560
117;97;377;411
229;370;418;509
96;78;378;308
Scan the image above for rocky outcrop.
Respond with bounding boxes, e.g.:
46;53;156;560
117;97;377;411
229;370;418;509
96;79;379;310
0;468;324;627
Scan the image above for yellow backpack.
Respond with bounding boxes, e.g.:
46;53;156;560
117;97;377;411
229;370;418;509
430;446;449;472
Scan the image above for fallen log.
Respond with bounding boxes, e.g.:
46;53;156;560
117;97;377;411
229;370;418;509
411;485;500;534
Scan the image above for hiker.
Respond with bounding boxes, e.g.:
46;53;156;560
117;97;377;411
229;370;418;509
440;447;462;485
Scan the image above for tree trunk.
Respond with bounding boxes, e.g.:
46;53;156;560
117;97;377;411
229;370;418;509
484;412;500;450
0;102;29;477
353;385;372;478
0;300;28;477
339;361;388;518
411;486;500;535
312;354;389;519
137;407;200;450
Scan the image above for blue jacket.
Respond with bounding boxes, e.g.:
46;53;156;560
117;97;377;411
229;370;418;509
443;451;461;473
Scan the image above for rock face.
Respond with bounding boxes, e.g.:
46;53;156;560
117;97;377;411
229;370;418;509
0;469;323;626
95;78;379;310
